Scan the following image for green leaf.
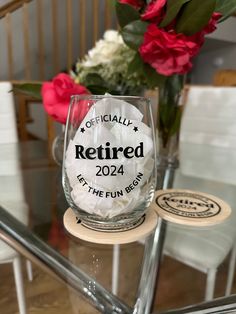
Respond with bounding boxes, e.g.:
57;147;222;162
121;20;148;50
86;85;108;95
176;0;216;35
127;53;167;89
144;63;166;89
127;52;145;75
81;73;108;94
160;0;191;28
13;83;42;100
170;107;182;135
165;74;184;101
216;0;236;22
82;73;106;87
115;2;140;28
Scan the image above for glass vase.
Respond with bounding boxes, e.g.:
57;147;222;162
156;75;186;190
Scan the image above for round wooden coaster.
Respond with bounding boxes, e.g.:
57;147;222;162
63;208;158;244
153;189;231;227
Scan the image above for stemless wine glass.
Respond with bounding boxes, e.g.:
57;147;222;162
62;95;156;231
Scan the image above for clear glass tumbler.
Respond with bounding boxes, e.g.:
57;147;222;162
62;95;156;231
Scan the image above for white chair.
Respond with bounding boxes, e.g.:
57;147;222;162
0;82;33;314
164;86;236;300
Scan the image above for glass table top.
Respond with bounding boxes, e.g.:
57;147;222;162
1;140;236;314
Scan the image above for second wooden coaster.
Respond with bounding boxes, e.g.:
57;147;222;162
153;189;231;227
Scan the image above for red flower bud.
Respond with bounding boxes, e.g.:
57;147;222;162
41;73;90;124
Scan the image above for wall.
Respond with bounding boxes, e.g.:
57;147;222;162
191;17;236;84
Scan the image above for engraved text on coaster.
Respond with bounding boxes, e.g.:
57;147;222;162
154;189;231;226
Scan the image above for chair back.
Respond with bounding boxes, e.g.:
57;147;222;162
0;82;28;266
0;81;26;203
180;86;236;185
0;82;18;144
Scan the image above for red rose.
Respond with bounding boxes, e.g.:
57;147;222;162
41;73;90;124
139;24;201;76
119;0;143;9
203;12;221;34
141;0;166;23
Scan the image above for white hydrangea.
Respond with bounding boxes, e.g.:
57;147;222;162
103;30;123;43
83;30;125;67
76;30;146;95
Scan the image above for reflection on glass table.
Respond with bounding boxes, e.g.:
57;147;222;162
1;140;236;314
